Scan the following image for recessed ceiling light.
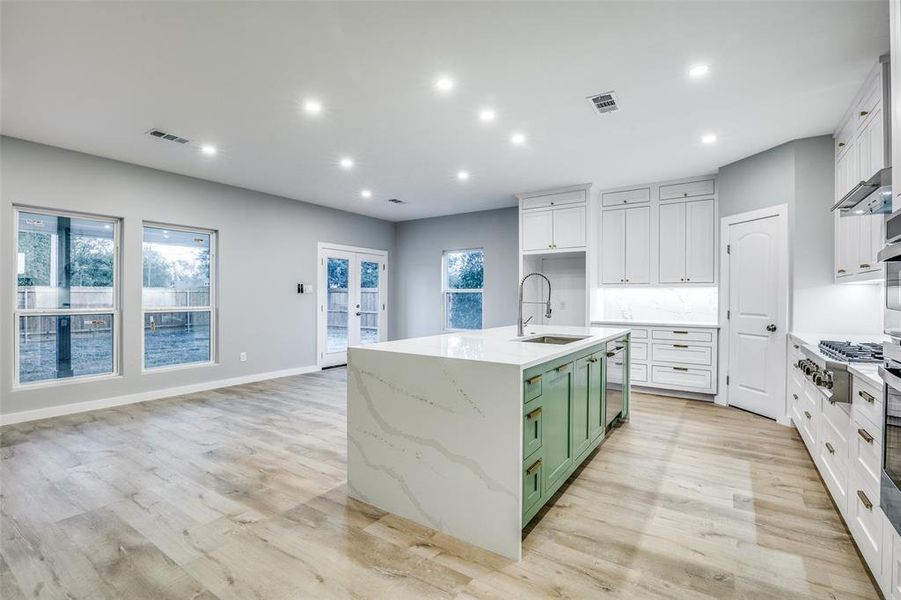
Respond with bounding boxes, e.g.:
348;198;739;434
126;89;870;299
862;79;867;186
339;157;354;169
303;99;323;115
479;108;496;122
701;133;717;145
457;170;470;181
435;76;455;92
689;64;710;79
200;144;217;155
510;132;526;146
361;189;372;199
854;210;865;215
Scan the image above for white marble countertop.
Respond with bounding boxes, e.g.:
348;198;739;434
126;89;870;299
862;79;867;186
849;363;882;389
352;324;630;369
592;319;720;329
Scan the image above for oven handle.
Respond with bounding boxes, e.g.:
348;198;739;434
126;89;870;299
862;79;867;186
879;366;901;393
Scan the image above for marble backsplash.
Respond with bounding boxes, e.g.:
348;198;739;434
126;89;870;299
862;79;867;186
593;286;718;324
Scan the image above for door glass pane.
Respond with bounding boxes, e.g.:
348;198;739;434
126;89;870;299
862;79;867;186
446;292;483;329
144;311;211;369
18;314;114;383
143;226;211;307
327;257;349;352
17;212;115;310
359;260;380;345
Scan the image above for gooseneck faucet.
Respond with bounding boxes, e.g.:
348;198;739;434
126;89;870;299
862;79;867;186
518;272;552;336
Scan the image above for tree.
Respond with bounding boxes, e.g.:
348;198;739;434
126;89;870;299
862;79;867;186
143;247;174;287
17;231;51;286
70;236;114;287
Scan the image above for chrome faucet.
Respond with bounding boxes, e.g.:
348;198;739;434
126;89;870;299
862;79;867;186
518;272;552;336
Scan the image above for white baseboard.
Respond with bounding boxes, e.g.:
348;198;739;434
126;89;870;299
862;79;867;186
0;365;321;426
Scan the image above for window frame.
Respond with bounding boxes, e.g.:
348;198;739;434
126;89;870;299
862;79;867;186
441;248;484;332
141;222;218;373
12;206;122;388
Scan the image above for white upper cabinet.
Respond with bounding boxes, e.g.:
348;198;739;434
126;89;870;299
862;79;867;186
518;185;589;253
659;178;715;201
601;209;625;284
658;199;714;284
658;202;686;283
601;206;650;284
833;58;886;282
685;199;716;283
624;206;651;284
552;205;586;249
521;209;554;251
601;187;650;207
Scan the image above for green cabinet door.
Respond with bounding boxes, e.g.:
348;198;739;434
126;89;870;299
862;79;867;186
588;353;604;442
542;362;573;492
571;358;592;458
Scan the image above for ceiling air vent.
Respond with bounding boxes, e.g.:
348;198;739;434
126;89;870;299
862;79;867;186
146;129;190;144
387;198;405;204
587;91;619;115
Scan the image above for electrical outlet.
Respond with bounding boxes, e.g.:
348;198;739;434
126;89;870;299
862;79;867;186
239;352;247;362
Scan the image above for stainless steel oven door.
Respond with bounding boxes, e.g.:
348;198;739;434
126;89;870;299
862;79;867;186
879;242;901;336
881;363;901;534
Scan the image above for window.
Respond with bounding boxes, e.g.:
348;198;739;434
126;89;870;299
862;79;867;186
442;249;484;330
15;209;119;385
142;224;216;369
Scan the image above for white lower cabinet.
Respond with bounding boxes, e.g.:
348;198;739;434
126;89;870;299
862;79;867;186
787;336;889;595
595;323;717;395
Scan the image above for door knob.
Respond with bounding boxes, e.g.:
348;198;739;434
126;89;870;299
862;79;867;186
766;324;777;332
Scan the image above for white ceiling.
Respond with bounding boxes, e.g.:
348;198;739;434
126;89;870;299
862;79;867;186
1;1;890;221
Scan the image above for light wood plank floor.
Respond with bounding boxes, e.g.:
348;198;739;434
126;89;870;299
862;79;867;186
1;368;880;599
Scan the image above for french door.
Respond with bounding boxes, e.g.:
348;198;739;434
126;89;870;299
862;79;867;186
318;244;388;367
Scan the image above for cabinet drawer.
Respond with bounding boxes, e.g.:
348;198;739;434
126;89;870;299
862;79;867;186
601;187;650;207
631;342;648;361
853;377;883;435
524;373;543;403
651;343;712;366
631;362;648;383
651;328;713;343
819;414;850;516
795;396;817;456
522;190;586;210
651;365;712;391
659;179;715;201
629;328;648;340
852;419;882;497
821;397;851;452
849;474;883;578
523;399;543;460
522;455;543;515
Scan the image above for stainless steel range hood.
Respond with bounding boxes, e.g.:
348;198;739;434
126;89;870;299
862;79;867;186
832;167;892;215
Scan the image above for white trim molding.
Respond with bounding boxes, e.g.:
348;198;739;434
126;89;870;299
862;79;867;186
0;364;320;425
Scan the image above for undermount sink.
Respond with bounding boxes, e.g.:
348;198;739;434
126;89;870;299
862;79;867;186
519;335;590;345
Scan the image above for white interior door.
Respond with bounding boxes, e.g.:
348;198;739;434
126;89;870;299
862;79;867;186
319;246;387;367
726;212;786;420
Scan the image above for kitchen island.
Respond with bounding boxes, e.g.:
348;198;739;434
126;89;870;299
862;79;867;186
347;324;630;560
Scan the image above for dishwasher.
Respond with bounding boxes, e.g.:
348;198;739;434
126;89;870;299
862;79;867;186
605;338;627;429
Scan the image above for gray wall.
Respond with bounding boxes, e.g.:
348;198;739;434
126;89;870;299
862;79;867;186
394;208;518;339
1;136;397;416
718;135;882;335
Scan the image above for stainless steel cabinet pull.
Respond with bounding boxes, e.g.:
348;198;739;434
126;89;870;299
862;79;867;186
804;411;811;419
860;110;870;118
858;428;874;444
838;142;846;147
837;268;847;274
673;344;688;348
860;263;871;269
556;364;570;373
859;390;875;403
673;330;688;334
606;351;615;357
673;367;689;372
527;407;542;421
587;357;599;363
766;324;777;332
825;442;835;455
527;375;542;385
858;489;873;510
792;393;798;400
526;459;542;476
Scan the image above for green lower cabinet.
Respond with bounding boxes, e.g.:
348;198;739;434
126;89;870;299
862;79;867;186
542;363;573;492
571;357;593;458
588;353;604;442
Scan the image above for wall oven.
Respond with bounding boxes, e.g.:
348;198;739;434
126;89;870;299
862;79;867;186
880;209;901;533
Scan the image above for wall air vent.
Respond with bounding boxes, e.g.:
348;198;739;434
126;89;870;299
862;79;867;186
387;198;405;204
587;91;619;115
146;129;190;144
